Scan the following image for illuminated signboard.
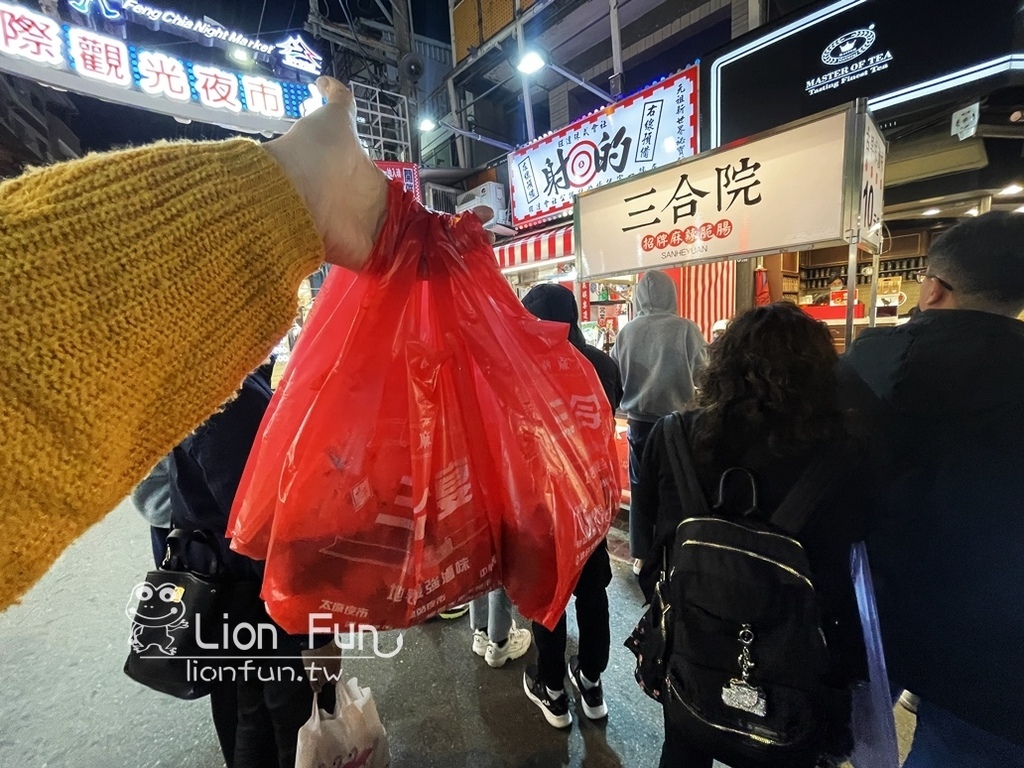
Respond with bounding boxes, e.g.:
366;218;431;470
508;66;699;229
65;0;322;77
0;1;323;133
705;0;1024;148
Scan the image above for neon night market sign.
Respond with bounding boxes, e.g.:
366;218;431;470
0;1;324;134
120;0;275;55
66;0;322;76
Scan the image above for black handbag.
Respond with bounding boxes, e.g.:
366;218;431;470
624;559;672;702
123;529;229;699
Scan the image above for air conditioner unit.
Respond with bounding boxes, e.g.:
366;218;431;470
456;181;514;234
424;182;460;214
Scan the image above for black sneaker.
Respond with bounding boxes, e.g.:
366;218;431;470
523;664;572;728
569;655;608;719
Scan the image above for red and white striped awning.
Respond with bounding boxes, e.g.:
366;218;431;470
494;225;574;271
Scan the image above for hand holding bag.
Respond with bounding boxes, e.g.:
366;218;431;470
295;677;391;768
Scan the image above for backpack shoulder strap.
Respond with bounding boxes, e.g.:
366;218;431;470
662;412;713;519
770;443;855;536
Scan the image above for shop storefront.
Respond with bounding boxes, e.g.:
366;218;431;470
577;101;886;361
498;65;737;347
700;0;1024;337
498;64;731;505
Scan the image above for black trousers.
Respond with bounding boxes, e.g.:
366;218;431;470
208;590;336;768
209;679;239;768
209;656;336;768
627;419;657;558
232;660;313;768
532;540;612;687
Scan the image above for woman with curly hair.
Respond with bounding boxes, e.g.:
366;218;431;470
633;302;869;768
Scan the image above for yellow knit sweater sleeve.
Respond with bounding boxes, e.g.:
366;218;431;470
0;139;323;610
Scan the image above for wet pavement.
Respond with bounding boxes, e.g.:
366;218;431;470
0;500;667;767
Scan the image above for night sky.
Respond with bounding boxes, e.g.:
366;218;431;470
66;0;448;151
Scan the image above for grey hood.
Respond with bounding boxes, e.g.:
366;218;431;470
634;271;678;316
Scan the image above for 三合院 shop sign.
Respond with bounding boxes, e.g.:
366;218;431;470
0;1;324;134
705;0;1024;148
578;105;886;278
509;65;698;229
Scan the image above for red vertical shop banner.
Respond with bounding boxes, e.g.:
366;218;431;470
374;162;422;202
580;284;591;322
754;267;772;306
677;261;737;341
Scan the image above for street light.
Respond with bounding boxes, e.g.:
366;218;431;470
516;50;546;75
417;116;513;152
514;47;612;103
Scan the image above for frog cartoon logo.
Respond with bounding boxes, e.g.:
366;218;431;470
125;581;190;655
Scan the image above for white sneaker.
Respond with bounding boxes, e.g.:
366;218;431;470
632;558;643;576
472;629;488;658
484;623;532;668
898;690;920;714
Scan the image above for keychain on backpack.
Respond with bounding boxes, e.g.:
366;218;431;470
721;624;767;717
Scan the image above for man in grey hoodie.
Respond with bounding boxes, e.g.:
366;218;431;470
611;270;707;569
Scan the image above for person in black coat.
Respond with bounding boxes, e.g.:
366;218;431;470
839;211;1024;765
170;369;330;768
518;283;623;729
635;302;868;768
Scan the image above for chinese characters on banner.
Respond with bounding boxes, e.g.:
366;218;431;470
375;161;422;203
0;4;62;65
0;1;319;124
578;111;852;278
193;63;242;112
137;50;189;100
859;117;886;251
509;66;698;228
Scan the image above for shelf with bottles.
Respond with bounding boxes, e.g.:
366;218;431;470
800;256;926;292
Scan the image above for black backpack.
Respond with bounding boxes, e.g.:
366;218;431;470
656;413;848;765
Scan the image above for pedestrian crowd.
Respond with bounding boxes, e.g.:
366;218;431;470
1;77;1022;767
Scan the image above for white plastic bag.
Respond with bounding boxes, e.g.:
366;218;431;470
295;677;391;768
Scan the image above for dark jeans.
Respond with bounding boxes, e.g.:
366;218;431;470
209;680;239;767
904;700;1024;768
627;419;657;558
208;592;336;768
532;540;612;687
232;661;314;768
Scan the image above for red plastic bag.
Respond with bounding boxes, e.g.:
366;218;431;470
228;182;618;634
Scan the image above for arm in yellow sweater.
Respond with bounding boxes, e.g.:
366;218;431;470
0;138;323;611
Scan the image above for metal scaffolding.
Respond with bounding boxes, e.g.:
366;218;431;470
352;81;411;162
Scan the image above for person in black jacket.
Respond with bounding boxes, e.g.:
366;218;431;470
839;211;1024;766
518;284;623;729
170;369;330;768
635;302;868;768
